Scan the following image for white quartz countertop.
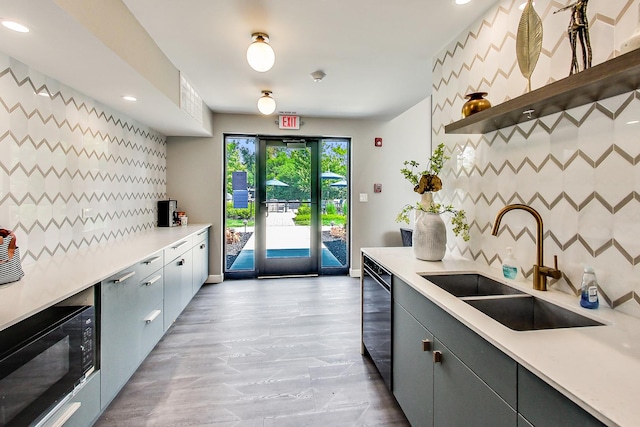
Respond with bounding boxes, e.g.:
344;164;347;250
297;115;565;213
0;225;211;331
363;247;640;427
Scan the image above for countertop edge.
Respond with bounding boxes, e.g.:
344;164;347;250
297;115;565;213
0;224;211;331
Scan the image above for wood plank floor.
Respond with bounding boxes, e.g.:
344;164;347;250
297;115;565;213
96;276;409;426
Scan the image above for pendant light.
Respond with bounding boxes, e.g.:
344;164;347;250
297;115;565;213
246;33;275;72
257;91;276;115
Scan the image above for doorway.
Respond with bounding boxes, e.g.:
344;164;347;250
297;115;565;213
225;135;349;278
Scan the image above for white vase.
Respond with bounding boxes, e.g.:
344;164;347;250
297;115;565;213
412;193;447;261
621;3;640;54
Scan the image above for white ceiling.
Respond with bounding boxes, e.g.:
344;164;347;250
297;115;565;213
0;0;499;136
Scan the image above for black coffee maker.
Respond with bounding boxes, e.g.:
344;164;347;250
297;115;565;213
158;200;178;227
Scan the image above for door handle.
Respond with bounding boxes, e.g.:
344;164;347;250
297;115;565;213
422;339;431;351
433;351;443;363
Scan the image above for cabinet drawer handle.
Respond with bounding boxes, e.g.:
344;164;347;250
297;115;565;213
178;258;185;266
433;351;443;364
113;271;136;283
172;241;188;250
422;339;431;351
145;274;162;286
197;230;207;236
144;309;162;324
143;256;161;265
50;402;82;427
200;243;205;249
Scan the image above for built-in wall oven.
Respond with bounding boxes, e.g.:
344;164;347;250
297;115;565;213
362;254;392;390
0;305;95;427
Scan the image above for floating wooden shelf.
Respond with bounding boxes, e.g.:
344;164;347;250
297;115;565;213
444;48;640;134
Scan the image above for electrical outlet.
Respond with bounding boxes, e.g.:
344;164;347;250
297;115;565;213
359;193;368;202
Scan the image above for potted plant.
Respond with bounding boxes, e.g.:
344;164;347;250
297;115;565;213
396;143;470;260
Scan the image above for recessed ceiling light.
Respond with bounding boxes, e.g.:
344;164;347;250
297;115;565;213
122;95;137;101
2;20;29;33
455;0;471;5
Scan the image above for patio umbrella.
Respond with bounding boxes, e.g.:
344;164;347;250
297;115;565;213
330;179;347;187
321;171;345;180
265;178;289;187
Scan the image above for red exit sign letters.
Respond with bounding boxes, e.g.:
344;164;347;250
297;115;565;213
279;115;300;130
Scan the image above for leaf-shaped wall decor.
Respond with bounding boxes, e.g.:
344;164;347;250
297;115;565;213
516;0;543;92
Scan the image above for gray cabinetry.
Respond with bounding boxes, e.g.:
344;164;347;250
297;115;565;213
433;337;516;426
163;239;193;331
100;267;140;408
100;250;164;408
518;366;605;427
41;372;101;427
388;272;606;427
192;229;209;295
392;276;516;426
392;302;434;427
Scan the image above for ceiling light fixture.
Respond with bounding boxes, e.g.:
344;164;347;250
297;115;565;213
310;70;326;82
455;0;471;5
122;95;137;101
246;32;275;72
1;20;29;33
257;90;276;115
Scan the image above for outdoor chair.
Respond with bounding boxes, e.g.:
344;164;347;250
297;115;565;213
400;228;413;247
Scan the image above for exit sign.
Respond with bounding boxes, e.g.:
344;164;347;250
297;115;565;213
279;115;300;130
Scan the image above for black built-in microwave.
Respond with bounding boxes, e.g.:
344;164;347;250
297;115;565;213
0;305;95;426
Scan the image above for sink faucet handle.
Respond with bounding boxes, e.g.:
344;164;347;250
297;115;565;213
549;255;562;280
554;255;558;270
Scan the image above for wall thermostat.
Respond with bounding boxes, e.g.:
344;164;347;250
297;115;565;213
374;183;382;193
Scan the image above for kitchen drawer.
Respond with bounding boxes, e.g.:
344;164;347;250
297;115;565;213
194;228;208;246
518;365;605;427
164;236;193;263
393;277;517;409
138;270;164;315
135;250;163;281
42;371;101;427
139;302;164;359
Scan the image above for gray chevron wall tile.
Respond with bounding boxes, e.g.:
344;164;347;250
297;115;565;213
0;53;166;265
433;0;640;317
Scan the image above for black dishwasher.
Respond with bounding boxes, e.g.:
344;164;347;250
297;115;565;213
362;254;392;390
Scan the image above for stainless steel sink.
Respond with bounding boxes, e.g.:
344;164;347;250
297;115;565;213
421;273;604;331
463;295;604;331
421;273;525;297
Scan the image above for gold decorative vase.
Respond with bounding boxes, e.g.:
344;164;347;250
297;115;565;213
461;92;491;118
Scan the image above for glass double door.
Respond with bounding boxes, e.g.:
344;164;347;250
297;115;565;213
225;135;348;278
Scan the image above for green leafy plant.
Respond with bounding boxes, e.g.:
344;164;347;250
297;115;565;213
396;143;470;242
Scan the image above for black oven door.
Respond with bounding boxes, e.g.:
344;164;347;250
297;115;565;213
362;263;392;390
0;306;94;427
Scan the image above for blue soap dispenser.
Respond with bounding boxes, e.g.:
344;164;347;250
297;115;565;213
580;266;599;309
502;247;519;280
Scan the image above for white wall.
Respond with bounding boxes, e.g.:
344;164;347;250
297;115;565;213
167;99;432;279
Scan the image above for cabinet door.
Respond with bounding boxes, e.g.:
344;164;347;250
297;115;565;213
100;270;140;408
179;249;193;311
393;301;434;427
517;366;605;427
433;338;516;427
192;235;208;296
163;256;184;331
42;372;101;427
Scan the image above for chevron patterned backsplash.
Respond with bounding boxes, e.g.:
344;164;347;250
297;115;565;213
0;54;167;266
432;0;640;317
